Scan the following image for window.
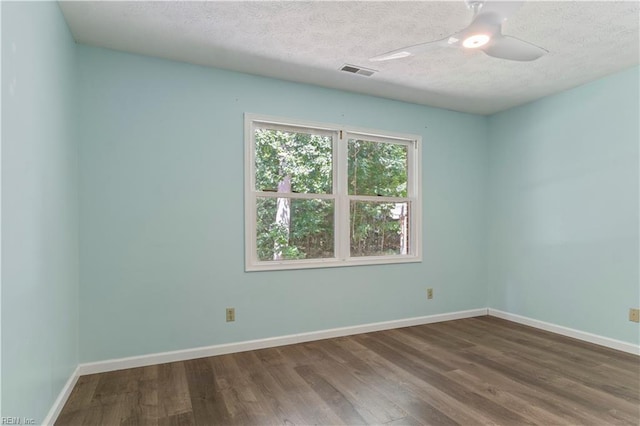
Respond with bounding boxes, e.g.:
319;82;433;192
245;114;421;271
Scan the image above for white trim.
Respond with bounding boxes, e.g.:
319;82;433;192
346;131;414;145
78;308;487;375
335;126;348;260
48;307;638;423
244;254;421;272
488;309;640;355
42;365;80;426
245;113;421;142
253;120;336;138
255;192;335;200
347;194;413;204
244;115;258;272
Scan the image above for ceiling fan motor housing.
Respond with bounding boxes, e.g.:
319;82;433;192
465;0;485;14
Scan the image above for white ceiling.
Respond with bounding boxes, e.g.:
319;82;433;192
59;1;640;115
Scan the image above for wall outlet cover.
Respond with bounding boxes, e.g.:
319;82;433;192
226;308;235;322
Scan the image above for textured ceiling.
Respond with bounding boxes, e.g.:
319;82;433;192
59;1;640;115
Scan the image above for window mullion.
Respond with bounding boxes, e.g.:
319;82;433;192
407;137;419;258
407;139;414;257
254;192;335;200
348;195;412;203
335;129;349;261
407;138;416;200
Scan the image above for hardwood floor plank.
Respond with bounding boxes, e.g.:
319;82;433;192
459;344;631;424
233;351;309;425
354;332;534;425
183;357;232;425
120;365;158;426
510;346;639;403
307;343;409;424
372;331;459;373
91;368;143;405
54;374;101;426
439;318;640;397
441;319;640;404
57;317;640;426
401;323;476;352
157;362;193;420
210;352;286;425
444;367;569;425
264;360;346;424
251;347;287;368
451;354;608;425
316;338;470;424
400;324;611;425
477;316;639;367
77;397;125;426
463;318;640;395
158;411;195;426
351;334;491;425
294;364;369;425
382;415;424;425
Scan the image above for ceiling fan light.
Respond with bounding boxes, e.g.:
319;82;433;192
462;34;491;48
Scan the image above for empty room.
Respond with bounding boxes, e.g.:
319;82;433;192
1;0;639;425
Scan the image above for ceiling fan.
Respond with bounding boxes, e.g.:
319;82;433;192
370;0;547;62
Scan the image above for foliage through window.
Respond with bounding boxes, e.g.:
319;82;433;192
245;114;421;271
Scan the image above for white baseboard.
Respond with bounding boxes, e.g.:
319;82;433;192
42;365;80;426
48;307;638;424
78;308;488;375
488;308;640;355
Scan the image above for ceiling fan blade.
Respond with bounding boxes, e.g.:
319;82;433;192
369;36;454;62
482;35;547;61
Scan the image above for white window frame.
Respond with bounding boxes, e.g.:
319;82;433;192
245;113;422;271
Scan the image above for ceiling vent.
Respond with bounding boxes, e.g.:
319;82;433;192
340;64;377;77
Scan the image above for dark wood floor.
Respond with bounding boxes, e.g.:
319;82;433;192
56;316;640;425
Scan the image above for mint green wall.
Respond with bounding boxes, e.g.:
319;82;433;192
77;46;489;362
1;5;636;419
1;2;79;422
488;66;640;344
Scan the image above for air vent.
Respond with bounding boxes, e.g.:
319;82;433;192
340;64;377;77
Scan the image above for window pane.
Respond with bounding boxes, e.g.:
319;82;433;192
255;128;332;194
256;197;334;261
350;201;409;257
348;139;407;197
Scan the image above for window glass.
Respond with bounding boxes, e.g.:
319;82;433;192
350;201;410;257
256;197;334;261
348;139;407;197
255;128;332;194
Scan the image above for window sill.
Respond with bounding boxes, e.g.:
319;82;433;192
245;255;422;272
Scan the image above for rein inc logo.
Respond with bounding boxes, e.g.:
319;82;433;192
1;418;35;425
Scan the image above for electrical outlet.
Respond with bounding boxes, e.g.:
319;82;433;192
226;308;235;322
629;308;640;323
427;288;433;300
